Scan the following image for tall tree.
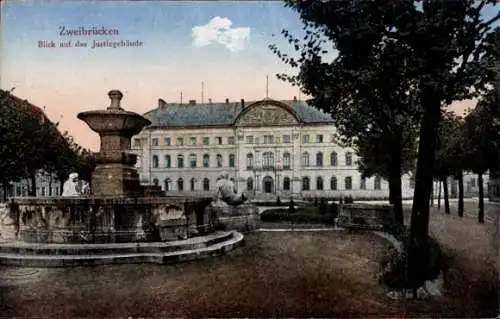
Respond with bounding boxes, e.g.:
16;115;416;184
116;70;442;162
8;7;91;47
270;0;499;291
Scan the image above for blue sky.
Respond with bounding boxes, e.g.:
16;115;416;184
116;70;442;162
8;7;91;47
0;0;498;150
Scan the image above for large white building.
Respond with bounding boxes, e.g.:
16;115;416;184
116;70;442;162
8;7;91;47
131;97;415;200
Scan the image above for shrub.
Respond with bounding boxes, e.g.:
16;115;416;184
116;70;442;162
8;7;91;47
329;201;339;218
318;198;328;215
289;199;295;214
314;198;318;206
276;196;281;205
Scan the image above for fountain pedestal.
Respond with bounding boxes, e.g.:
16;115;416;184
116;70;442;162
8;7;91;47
77;90;151;197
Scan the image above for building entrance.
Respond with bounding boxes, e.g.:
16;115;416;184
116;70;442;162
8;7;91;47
263;176;274;193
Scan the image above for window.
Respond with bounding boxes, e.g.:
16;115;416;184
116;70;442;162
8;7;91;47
282;135;291;144
216;137;222;145
471;178;476;187
330;152;338;166
410;176;415;189
164;155;171;168
41;187;46;196
164;178;171;192
246;136;253;144
216;154;223;167
263;152;274;168
203;154;210;168
247;177;254;190
176;137;183;146
283;177;291;191
203;178;210;191
228;136;235;145
316;177;324;190
301;152;310;167
263;135;274;144
345;177;352;190
202;137;209;145
164;137;171;146
133;138;141;147
190;178;196;191
283;152;291;169
190;137;196;146
177;154;184;168
374;176;382;190
331;176;337;190
152;155;159;168
246;153;254;169
153;178;159;186
316;134;323;143
302;177;310;191
302;134;310;144
177;178;184;191
229;154;235;167
360;177;366;190
345;152;353;166
316;152;323;167
189;154;197;168
152;138;159;146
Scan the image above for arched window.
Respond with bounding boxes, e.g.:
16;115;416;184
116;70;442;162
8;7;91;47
247;177;254;190
190;178;196;191
164;178;171;192
316;177;324;190
345;152;353;166
229;154;235;168
203;154;210;168
177;154;184;168
216;154;223;167
164;155;171;168
263;152;274;168
246;153;254;169
177;178;184;191
374;176;382;190
153;178;159;186
283;177;291;191
283;152;291;169
360;177;366;190
203;178;210;191
330;152;338;166
189;154;197;168
316;152;323;167
345;176;352;190
152;155;159;168
301;152;310;167
302;177;310;191
330;176;337;190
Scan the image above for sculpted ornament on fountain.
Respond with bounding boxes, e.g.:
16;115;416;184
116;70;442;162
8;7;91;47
62;173;91;197
213;173;247;206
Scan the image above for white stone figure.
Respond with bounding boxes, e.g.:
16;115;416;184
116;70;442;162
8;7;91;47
80;180;91;195
62;172;81;197
213;173;247;206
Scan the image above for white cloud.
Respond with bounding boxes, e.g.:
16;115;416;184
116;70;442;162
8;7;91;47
192;16;250;52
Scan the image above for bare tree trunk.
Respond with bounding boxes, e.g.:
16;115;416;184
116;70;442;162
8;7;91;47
29;171;37;197
430;181;434;207
478;173;485;224
389;137;404;225
2;183;7;202
437;180;441;210
442;177;450;214
458;172;464;217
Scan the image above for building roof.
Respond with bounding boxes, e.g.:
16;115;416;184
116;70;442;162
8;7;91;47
143;98;333;129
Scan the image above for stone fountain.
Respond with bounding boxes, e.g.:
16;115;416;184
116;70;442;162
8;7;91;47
0;90;244;267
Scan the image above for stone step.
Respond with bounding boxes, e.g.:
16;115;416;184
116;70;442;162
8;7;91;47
0;232;243;267
0;231;235;256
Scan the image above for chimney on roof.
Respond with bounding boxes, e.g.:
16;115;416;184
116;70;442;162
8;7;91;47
241;99;245;108
293;96;297;102
189;99;196;105
225;98;229;104
158;98;167;108
208;98;212;104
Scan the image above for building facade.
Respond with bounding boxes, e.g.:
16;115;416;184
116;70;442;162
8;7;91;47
131;97;415;200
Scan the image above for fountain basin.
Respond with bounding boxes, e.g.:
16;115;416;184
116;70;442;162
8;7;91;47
77;111;151;136
3;196;214;244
